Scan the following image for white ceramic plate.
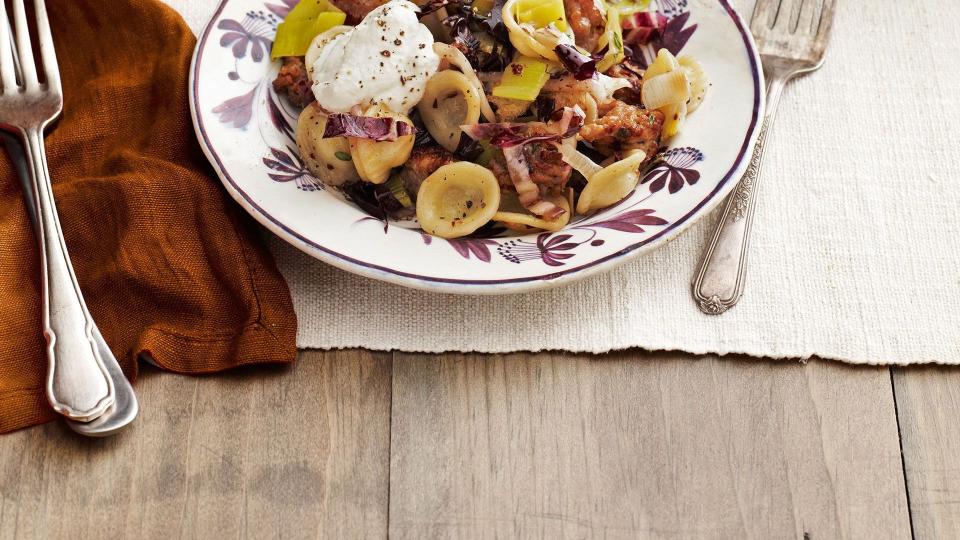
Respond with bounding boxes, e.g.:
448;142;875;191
190;0;764;294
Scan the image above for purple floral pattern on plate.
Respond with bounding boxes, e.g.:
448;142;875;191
496;205;671;267
631;9;698;69
211;87;256;128
264;0;297;17
217;11;275;62
642;147;705;194
262;146;322;191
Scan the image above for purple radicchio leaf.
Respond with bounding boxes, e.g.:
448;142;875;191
622;12;668;46
554;44;597;81
323;114;416;142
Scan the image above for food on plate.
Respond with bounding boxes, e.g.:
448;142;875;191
273;0;709;239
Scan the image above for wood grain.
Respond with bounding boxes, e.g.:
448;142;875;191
0;350;392;540
389;352;911;539
893;367;960;539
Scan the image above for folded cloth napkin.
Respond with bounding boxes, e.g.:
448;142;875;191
0;0;298;433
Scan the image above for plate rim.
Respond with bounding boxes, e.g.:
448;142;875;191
189;0;766;295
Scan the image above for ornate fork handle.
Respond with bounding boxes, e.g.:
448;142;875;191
24;126;115;421
692;75;786;315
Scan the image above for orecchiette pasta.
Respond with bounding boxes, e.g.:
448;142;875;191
295;103;360;187
349;104;415;184
576;150;649;214
432;43;496;122
416;162;501;239
418;70;483;154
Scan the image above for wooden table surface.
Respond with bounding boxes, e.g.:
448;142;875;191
0;350;957;539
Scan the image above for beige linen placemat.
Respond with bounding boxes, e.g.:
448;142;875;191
171;0;960;365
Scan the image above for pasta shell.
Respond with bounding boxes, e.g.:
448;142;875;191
641;69;691;110
418;70;483;153
417;162;501;239
433;43;496;122
679;56;708;113
295;103;360;187
495;192;571;232
349;104;415;185
661;102;688;138
643;48;681;80
639;48;700;138
576;150;649;214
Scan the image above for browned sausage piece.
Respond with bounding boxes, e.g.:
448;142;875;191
273;56;314;108
580;100;665;158
564;0;606;52
397;145;458;196
488;144;572;190
330;0;389;24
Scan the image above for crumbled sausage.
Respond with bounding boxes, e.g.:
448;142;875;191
397;145;457;196
331;0;389;24
524;143;572;187
488;144;572;189
564;0;606;52
580;100;665;158
272;56;313;108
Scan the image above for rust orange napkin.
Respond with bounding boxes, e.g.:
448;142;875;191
0;0;297;433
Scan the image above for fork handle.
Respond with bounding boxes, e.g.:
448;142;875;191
691;75;786;315
23;126;114;421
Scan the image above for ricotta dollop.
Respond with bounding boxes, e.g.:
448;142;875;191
310;0;440;114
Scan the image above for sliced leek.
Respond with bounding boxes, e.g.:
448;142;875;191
272;11;347;59
492;57;551;102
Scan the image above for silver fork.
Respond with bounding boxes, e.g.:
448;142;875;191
691;0;837;315
0;0;137;432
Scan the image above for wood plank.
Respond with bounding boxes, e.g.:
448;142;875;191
389;352;910;539
0;350;392;539
893;367;960;539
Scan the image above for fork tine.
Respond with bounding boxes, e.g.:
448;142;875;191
772;0;802;32
33;0;58;93
0;5;17;93
6;16;22;83
795;0;821;35
751;0;781;30
817;0;837;40
11;0;37;89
